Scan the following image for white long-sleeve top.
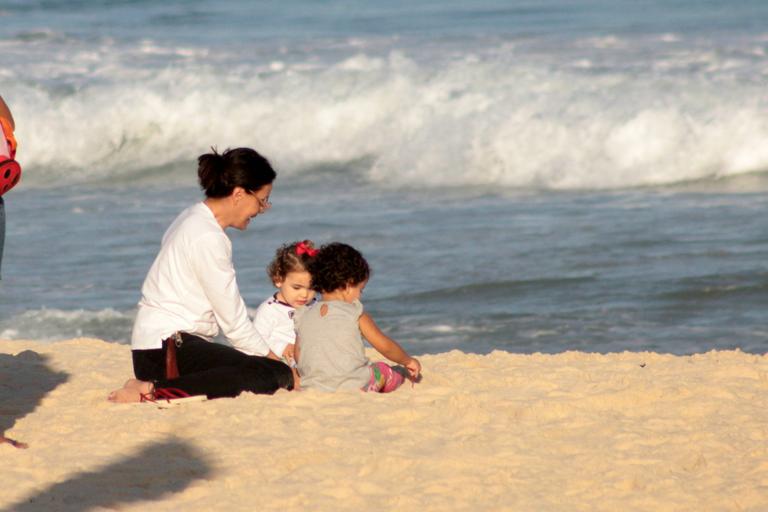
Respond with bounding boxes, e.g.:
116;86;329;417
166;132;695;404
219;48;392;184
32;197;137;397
131;202;271;356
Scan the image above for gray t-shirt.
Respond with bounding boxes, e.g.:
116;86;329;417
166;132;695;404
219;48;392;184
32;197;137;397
294;299;371;391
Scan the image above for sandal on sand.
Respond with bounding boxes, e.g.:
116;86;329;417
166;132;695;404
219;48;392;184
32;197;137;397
142;387;207;408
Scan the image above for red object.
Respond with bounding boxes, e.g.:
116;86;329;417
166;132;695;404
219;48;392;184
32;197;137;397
0;117;20;196
0;159;20;196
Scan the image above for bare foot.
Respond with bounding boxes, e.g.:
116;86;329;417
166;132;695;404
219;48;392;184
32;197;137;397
122;379;149;392
107;379;154;403
1;435;28;449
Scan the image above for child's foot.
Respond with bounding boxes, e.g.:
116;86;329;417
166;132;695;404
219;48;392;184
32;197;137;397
107;379;154;403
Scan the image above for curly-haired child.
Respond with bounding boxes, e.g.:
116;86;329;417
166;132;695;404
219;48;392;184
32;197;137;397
295;242;421;392
252;240;317;364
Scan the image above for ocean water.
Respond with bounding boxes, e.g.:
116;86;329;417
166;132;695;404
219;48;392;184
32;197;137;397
0;0;767;355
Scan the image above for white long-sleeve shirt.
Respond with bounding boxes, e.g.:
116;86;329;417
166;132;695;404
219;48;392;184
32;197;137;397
131;202;271;356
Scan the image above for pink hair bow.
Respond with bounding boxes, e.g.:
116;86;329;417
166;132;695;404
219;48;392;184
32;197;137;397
296;242;318;257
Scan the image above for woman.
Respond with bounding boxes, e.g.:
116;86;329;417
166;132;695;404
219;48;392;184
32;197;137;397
109;147;294;402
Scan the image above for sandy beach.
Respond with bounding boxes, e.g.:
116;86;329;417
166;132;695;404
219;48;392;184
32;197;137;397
1;337;767;511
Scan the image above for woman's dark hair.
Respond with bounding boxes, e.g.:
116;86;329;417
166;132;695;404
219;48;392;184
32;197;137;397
267;240;317;284
308;243;370;293
198;147;276;198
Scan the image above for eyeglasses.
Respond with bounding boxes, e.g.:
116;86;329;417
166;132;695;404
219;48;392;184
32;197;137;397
257;196;271;210
246;189;271;210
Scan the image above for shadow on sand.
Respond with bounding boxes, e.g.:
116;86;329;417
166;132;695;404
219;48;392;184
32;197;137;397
2;437;214;511
0;350;69;448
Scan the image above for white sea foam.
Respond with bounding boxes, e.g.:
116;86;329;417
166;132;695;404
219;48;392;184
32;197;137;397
3;36;768;190
0;308;134;343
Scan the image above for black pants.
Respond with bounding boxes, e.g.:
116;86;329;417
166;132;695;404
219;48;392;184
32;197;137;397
132;333;293;399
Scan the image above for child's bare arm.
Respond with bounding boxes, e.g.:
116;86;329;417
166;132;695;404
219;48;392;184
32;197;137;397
359;313;421;378
290;337;301;389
